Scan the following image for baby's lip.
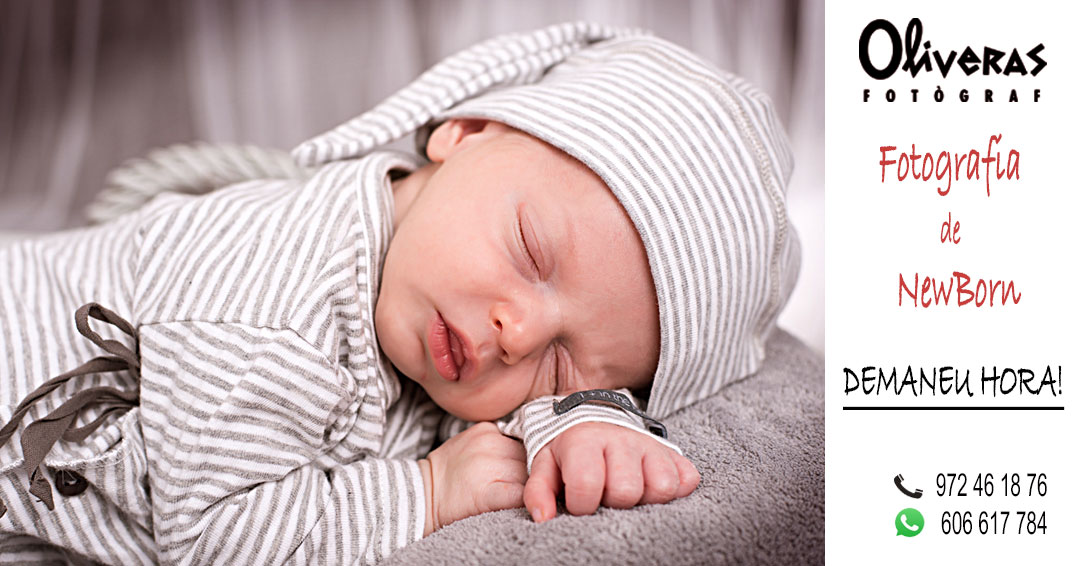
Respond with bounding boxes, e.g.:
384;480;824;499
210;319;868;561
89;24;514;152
428;312;458;381
443;319;476;382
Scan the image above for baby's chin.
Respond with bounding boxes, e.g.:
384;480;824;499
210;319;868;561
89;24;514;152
428;389;510;423
389;362;513;422
430;396;485;422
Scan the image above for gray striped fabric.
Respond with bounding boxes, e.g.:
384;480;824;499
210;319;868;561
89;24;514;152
0;145;658;564
0;152;451;564
294;21;801;419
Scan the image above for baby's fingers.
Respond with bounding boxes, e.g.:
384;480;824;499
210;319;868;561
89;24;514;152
600;446;643;509
639;450;680;505
483;481;526;513
673;453;701;498
524;448;561;523
561;443;605;516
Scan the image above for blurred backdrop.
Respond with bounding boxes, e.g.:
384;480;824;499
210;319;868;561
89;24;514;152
0;0;824;351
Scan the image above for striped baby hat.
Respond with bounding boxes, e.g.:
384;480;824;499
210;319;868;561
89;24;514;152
293;21;800;419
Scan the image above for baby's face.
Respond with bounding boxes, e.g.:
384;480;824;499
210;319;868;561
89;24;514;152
375;120;659;422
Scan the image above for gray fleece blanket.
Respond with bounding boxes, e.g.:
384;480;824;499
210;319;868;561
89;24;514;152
386;329;824;566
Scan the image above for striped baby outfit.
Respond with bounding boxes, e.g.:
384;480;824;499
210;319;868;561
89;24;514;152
0;151;437;564
1;19;798;564
0;146;664;564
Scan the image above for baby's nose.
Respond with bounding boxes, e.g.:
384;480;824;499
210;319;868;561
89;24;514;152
489;299;557;366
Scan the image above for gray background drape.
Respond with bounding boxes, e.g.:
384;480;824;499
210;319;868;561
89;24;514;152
0;0;823;350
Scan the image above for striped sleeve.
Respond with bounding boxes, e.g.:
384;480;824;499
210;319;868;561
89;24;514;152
436;412;471;444
137;322;424;565
377;381;442;461
498;389;682;473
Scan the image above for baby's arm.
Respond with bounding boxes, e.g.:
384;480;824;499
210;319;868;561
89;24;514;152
138;323;527;564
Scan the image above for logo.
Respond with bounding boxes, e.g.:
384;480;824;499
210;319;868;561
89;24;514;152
858;18;1046;103
895;508;925;537
893;474;923;499
859;18;1045;80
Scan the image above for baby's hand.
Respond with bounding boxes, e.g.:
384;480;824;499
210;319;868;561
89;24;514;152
523;422;700;522
420;422;527;535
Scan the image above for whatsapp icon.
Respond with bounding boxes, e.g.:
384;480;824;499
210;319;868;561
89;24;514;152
895;508;924;537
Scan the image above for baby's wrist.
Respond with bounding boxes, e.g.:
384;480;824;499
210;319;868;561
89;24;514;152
418;458;435;537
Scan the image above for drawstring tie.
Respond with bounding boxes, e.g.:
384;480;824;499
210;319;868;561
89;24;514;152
0;303;139;518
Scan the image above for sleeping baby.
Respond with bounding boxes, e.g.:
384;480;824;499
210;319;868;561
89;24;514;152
0;22;799;565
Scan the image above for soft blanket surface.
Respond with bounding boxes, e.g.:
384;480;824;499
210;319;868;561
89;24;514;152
386;329;824;566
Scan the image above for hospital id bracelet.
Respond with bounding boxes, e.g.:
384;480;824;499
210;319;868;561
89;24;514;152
552;389;668;439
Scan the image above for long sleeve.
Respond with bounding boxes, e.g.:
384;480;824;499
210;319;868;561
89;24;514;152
138;321;424;565
118;154;432;564
436;390;682;473
497;389;682;472
377;380;442;461
436;412;471;444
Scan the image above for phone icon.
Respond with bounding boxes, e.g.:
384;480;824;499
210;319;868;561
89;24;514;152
895;508;924;537
900;513;920;532
894;473;923;499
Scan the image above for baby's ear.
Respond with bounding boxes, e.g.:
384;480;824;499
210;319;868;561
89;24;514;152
425;119;507;162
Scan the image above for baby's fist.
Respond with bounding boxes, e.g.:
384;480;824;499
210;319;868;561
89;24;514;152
524;422;699;522
421;422;527;535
